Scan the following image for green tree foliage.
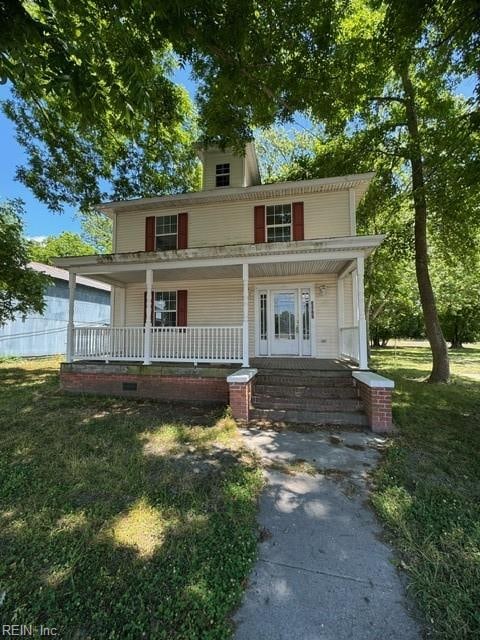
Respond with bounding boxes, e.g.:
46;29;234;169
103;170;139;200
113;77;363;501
433;254;480;349
1;2;201;213
0;199;49;325
29;231;95;264
0;0;187;141
3;83;201;214
79;210;112;254
247;3;479;380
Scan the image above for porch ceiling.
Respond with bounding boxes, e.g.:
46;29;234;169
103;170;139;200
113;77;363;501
80;258;351;285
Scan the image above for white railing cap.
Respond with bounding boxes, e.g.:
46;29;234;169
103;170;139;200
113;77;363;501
353;371;395;389
227;368;258;384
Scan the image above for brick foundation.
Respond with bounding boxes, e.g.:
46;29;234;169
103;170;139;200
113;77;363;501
355;380;393;433
61;369;228;404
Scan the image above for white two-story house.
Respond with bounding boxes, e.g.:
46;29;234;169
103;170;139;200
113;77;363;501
56;143;394;432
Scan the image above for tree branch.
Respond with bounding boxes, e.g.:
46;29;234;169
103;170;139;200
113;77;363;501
368;96;405;104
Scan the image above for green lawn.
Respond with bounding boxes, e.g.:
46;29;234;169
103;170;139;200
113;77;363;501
0;357;263;639
370;345;480;640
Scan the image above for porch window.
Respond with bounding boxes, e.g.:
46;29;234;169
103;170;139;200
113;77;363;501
302;290;311;340
260;293;268;340
156;215;178;251
154;291;177;326
266;204;292;242
215;163;230;187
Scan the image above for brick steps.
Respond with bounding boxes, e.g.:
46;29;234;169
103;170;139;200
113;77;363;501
252;394;362;412
255;383;357;399
255;368;353;381
249;408;369;427
250;371;368;427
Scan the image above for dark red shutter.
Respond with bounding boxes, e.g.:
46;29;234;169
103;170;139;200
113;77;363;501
143;291;155;324
177;212;188;249
292;201;304;241
254;205;266;243
145;216;156;251
177;290;187;326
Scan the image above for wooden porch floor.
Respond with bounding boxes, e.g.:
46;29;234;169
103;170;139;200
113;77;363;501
250;358;356;371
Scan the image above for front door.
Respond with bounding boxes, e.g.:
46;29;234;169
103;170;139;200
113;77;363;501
270;290;299;355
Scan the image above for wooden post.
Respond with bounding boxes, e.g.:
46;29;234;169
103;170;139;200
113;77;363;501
144;269;153;364
242;263;249;367
66;271;76;363
356;255;368;369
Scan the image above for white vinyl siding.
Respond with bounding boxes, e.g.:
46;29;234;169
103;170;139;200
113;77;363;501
115;190;353;254
202;150;244;190
124;279;243;327
119;274;338;358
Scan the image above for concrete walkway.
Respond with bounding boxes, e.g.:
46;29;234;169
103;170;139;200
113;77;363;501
234;428;422;640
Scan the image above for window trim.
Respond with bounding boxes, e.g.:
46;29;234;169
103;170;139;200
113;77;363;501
155;214;178;251
265;203;293;243
215;163;230;187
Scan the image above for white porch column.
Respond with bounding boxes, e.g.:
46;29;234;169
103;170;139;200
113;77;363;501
336;276;345;356
356;255;368;369
242;263;249;367
143;269;153;365
66;271;76;363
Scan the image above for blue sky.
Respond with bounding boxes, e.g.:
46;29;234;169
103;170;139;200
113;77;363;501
0;68;198;239
0;72;475;240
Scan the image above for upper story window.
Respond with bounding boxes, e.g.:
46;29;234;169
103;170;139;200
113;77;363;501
266;204;292;242
156;215;178;250
215;163;230;187
154;291;177;326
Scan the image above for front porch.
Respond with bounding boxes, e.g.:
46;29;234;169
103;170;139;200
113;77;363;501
57;237;395;433
59;236;379;369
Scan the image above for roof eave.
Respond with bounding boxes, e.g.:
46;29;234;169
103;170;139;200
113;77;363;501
97;172;375;213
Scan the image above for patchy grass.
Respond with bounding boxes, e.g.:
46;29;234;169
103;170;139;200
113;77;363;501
0;357;263;639
370;345;480;640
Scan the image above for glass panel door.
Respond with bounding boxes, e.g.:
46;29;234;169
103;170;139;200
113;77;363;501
270;291;299;355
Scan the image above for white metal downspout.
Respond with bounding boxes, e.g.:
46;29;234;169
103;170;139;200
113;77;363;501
242;263;249;367
66;271;76;363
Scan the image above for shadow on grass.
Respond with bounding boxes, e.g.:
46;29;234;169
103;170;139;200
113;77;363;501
370;346;480;639
0;362;262;639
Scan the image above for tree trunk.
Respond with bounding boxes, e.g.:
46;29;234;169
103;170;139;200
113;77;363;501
401;68;450;382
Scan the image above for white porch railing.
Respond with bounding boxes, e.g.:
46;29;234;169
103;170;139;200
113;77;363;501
74;326;145;360
339;326;360;363
73;326;243;364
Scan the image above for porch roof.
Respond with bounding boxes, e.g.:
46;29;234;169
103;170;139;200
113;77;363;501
54;234;384;286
